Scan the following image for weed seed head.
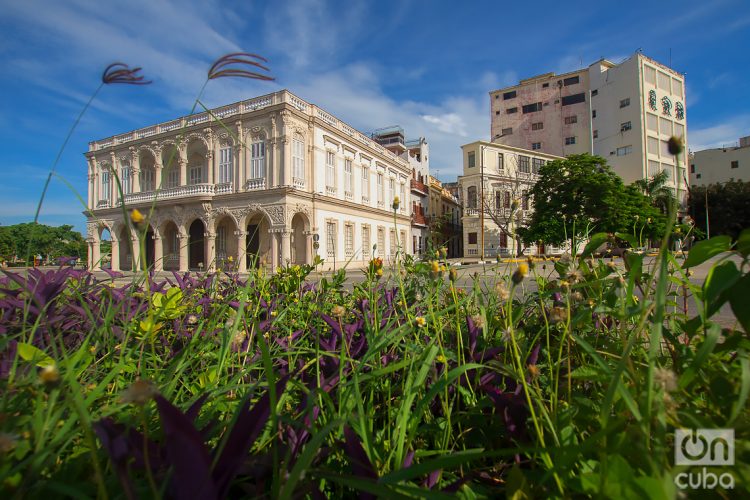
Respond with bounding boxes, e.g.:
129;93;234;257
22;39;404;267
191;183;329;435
120;379;158;406
39;365;60;388
512;263;528;284
415;316;427;328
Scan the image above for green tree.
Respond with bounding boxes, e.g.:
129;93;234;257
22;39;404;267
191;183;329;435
0;223;87;263
688;180;750;241
519;154;666;248
633;170;676;214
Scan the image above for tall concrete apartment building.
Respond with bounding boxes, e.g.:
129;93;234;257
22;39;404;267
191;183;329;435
372;126;431;256
489;52;688;198
84;90;412;273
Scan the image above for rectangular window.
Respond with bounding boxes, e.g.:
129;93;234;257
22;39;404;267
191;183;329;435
674;122;684;138
377;173;384;204
690;164;695;173
467;186;477;208
121;165;132;195
250;141;265;179
522;190;529;210
388;177;395;205
140;168;154;192
619;98;630;108
522;102;542;114
648;160;660;177
399;182;405;212
504;191;510;209
189;164;202;185
731;160;739;169
390;229;396;256
532;142;541;150
565;136;576;145
506;107;518;114
326;221;336;258
519;155;530;173
497;153;504;171
593;130;598;139
592;109;597;119
532;158;544;173
621;121;632;132
326;151;336;190
377;227;385;256
362;226;371;257
657;71;671;92
562;93;586;106
344;159;353;196
166;165;179;188
531;122;543;131
564;115;577;125
468;151;476;168
468;232;477;244
219;146;233;184
563;75;579;86
542;82;549;88
292;137;305;182
495;191;502;210
345;223;354;257
501;127;513;135
644;66;656;86
591;89;598;96
101;170;110;200
362;166;370;201
647;113;658;132
217;226;227;257
495;110;500;115
503;90;517;100
616;145;633;156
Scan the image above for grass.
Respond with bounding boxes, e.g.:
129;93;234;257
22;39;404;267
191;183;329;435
0;231;748;498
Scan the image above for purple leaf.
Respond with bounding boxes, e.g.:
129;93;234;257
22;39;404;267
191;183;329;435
155;395;218;500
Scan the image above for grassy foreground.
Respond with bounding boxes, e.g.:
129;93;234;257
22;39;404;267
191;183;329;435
0;234;748;498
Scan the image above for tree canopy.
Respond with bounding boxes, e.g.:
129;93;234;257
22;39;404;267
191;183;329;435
0;223;87;262
688;180;750;241
519;154;667;246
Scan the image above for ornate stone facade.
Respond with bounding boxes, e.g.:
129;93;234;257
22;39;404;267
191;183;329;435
85;90;412;272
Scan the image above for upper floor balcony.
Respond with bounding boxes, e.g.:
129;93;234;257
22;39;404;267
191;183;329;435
119;183;219;205
410;179;429;196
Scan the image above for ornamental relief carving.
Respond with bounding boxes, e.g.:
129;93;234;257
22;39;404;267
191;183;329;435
265;205;286;225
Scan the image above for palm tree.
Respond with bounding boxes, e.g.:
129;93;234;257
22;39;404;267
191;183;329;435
633;170;675;214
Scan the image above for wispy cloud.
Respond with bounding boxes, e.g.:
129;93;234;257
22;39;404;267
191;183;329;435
689;115;750;151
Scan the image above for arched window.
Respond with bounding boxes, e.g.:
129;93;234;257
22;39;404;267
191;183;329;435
250;139;265;179
101;168;111;200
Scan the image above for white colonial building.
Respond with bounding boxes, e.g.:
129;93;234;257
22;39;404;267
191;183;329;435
458;141;563;258
85;90;412;272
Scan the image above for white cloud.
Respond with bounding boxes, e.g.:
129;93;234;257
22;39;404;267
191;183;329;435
688;115;750;151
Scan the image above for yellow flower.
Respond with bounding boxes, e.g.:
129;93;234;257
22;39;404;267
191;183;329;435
430;260;440;273
392;196;400;211
376;268;383;278
270;310;278;318
120;379;158;406
130;208;145;225
39;364;60;387
415;316;427;328
436;354;447;364
512;263;528;284
527;364;540;379
227;255;234;262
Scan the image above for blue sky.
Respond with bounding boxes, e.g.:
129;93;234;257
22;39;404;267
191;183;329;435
1;0;748;234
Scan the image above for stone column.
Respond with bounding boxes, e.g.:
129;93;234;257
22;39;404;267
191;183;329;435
206;151;214;185
281;230;291;267
131;149;141;193
111;238;120;272
89;240;100;270
131;236;141;271
178;232;189;272
270;231;279;271
153;233;163;272
235;230;247;273
155;161;163;189
206;232;216;271
179;159;187;186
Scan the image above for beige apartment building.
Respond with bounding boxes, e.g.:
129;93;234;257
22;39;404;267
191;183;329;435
490;52;688;201
85;90;412;273
458;141;563;258
690;135;750;186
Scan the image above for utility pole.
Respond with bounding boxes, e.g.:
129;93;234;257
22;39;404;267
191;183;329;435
479;145;485;262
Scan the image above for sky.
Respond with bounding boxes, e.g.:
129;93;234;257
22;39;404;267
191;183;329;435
1;0;748;235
